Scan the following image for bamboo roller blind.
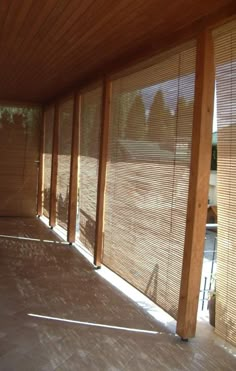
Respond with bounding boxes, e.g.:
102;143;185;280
56;99;73;230
0;105;40;216
76;86;103;254
43;107;54;218
214;21;236;347
103;44;196;319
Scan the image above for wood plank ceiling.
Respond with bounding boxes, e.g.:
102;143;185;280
0;0;234;103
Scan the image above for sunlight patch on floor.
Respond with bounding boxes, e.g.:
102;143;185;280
40;215;176;333
28;313;161;334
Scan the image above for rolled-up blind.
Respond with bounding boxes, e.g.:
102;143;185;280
43;107;54;218
56;99;73;230
214;21;236;346
76;86;102;254
103;43;196;319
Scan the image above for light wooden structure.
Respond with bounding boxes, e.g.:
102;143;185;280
177;29;215;339
0;0;235;343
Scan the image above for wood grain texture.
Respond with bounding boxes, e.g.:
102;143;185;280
0;0;234;103
37;109;45;216
49;104;59;227
0;104;40;217
176;29;215;339
67;93;80;243
94;78;111;266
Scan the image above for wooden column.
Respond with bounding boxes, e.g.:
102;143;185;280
67;92;81;243
176;29;215;339
49;103;59;227
94;78;112;266
37;108;45;216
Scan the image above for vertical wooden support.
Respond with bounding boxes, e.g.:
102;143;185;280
49;103;59;227
37;108;45;216
94;78;112;266
67;92;81;243
176;30;215;339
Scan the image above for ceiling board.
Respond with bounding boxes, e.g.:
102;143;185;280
0;0;234;103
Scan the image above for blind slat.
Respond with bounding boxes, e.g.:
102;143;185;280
43;107;54;218
76;87;102;254
214;20;236;347
103;44;196;319
56;99;73;230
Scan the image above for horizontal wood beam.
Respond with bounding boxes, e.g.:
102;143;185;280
176;29;215;340
0;99;42;108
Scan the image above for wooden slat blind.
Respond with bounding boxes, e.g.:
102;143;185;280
103;44;196;319
0;105;41;216
43;107;54;218
214;21;236;346
56;99;73;230
76;87;103;254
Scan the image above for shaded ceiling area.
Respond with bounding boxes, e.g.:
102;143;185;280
0;0;234;103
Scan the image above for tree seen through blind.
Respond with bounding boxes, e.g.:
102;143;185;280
124;93;146;140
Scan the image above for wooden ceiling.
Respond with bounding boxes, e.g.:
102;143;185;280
0;0;235;104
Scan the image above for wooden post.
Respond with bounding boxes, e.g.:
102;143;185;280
94;78;112;266
37;109;45;216
67;92;81;243
49;103;59;227
176;29;215;339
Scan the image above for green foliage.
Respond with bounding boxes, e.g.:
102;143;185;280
125;93;146;141
0;106;41;137
209;273;216;299
147;90;174;148
211;145;217;171
176;97;194;149
80;102;101;158
116;91;137;139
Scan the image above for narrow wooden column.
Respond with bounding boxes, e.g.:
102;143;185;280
49;103;59;228
94;78;112;266
176;30;215;339
67;92;81;243
37;108;45;216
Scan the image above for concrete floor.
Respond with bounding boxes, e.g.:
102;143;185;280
0;217;235;371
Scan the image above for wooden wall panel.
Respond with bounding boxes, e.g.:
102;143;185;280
0;105;41;216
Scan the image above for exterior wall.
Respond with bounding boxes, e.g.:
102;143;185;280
208;170;217;205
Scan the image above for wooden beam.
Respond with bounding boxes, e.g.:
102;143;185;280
94;78;111;266
67;92;81;243
0;100;42;108
176;29;215;339
49;103;59;227
37;109;45;216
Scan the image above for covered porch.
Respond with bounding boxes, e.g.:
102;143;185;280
0;1;236;369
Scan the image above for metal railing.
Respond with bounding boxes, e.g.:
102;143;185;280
199;225;217;311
